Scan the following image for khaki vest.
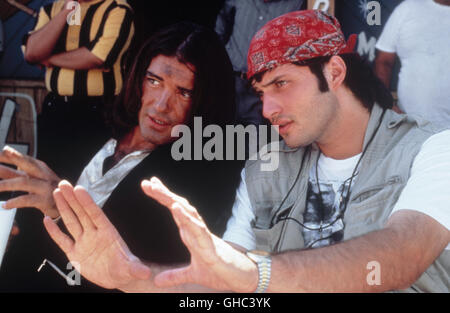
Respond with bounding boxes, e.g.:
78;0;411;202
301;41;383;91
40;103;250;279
245;104;449;292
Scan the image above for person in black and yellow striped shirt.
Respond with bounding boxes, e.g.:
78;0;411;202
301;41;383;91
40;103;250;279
22;0;134;180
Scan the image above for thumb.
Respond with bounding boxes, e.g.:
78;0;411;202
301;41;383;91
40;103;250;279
128;259;152;281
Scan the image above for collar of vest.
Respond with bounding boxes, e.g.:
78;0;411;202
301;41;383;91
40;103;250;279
363;103;411;148
363;103;386;148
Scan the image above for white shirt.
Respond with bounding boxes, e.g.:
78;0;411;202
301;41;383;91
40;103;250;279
376;0;450;126
223;130;450;250
300;153;361;249
76;139;151;208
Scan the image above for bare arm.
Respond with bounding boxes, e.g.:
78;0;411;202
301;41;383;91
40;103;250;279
45;177;448;293
145;178;449;293
268;210;449;292
24;1;72;64
148;210;446;293
38;4;131;70
44;47;104;70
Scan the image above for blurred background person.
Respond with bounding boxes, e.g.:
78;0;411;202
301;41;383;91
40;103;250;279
22;0;135;181
375;0;450;125
215;0;305;126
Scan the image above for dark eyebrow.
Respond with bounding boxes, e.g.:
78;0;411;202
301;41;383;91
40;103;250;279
178;86;193;95
262;75;286;88
146;71;163;81
147;70;194;93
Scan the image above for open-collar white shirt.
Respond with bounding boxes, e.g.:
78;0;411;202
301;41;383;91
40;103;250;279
76;139;151;208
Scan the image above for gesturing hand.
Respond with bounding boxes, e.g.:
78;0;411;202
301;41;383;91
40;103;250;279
141;177;258;293
44;180;151;290
0;146;60;218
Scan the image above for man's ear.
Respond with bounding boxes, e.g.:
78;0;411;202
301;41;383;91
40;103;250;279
324;56;347;91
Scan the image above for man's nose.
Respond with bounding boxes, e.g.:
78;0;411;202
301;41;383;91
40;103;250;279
262;94;281;121
154;90;171;112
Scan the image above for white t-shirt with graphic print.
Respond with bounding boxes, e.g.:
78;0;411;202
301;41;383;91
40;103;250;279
223;130;450;251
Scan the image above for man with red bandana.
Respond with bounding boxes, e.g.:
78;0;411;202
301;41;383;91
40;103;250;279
45;10;449;292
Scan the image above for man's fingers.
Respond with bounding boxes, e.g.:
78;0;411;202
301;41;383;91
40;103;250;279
1;146;47;178
146;177;214;257
73;185;113;230
3;193;44;210
140;178;180;207
0;176;43;194
53;188;83;240
171;203;214;254
154;266;191;288
171;203;205;234
1;185;59;217
43;216;74;255
141;177;202;220
0;164;25;179
59;181;96;231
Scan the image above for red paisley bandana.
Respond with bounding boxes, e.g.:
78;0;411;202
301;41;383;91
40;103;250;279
247;10;357;79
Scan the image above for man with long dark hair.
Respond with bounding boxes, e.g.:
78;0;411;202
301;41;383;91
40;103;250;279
45;10;449;293
0;22;243;291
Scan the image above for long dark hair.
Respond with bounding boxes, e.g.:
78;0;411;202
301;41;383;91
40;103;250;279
107;21;236;139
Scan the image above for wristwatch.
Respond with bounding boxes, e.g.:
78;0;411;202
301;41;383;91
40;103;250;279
246;250;272;293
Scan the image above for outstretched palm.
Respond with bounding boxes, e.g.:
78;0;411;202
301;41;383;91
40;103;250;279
141;178;258;293
44;181;151;289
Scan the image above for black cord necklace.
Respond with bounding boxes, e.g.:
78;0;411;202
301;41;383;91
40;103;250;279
313;149;360;234
269;146;310;228
271;109;387;238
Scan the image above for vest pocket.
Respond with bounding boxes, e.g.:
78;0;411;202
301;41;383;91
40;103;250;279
350;176;403;203
270;204;294;227
252;202;308;252
252;222;287;252
344;177;405;239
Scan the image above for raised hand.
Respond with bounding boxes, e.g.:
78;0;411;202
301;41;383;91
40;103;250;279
0;146;60;217
141;177;258;293
44;180;151;289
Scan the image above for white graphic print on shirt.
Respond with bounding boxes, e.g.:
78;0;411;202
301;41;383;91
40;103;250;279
302;178;350;249
302;153;361;249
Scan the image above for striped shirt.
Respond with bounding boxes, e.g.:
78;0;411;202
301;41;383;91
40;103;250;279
27;0;134;97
